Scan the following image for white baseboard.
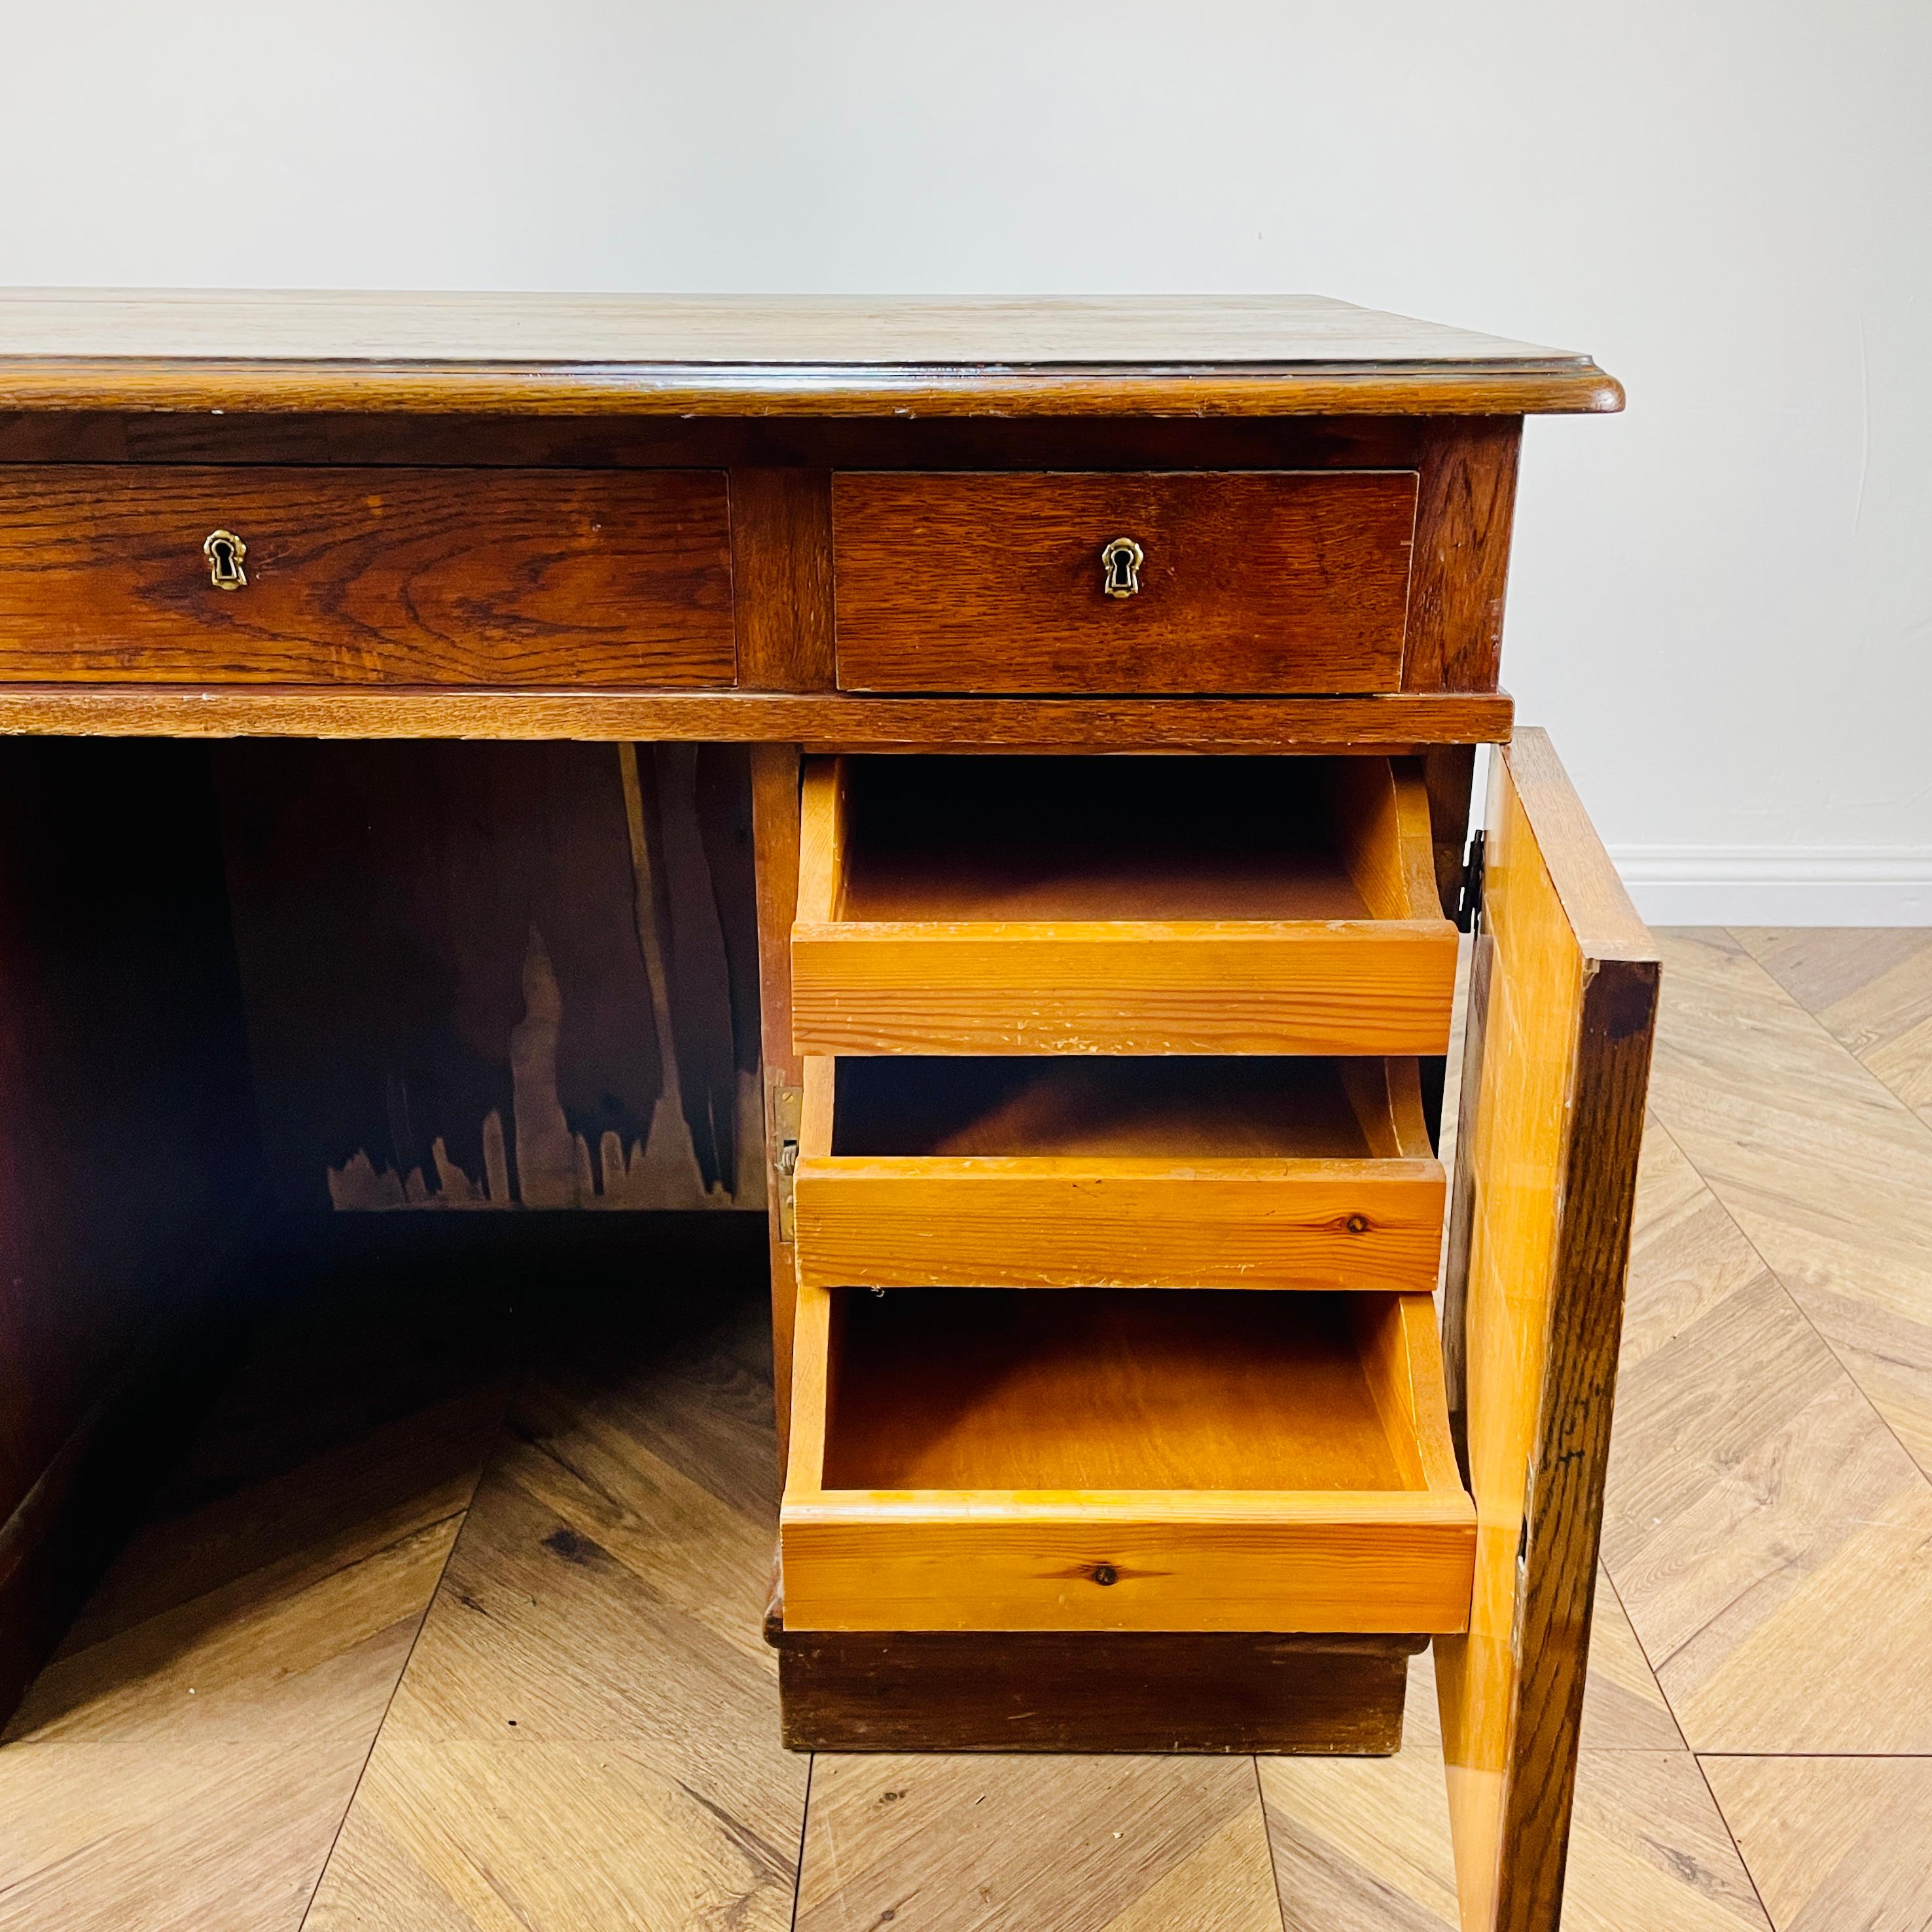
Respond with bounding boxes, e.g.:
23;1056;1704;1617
1607;846;1932;927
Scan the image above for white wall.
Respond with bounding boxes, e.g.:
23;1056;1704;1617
4;0;1929;923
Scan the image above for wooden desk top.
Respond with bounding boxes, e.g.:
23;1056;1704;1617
0;291;1621;418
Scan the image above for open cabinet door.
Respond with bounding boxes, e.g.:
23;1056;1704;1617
1436;729;1660;1932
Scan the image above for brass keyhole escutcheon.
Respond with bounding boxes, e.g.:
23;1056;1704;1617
1100;536;1143;599
204;529;247;590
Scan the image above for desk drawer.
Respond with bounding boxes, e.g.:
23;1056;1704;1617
793;1053;1446;1293
791;754;1459;1057
0;467;734;685
831;471;1417;694
781;1285;1475;1632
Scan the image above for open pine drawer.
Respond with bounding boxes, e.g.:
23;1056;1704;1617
780;1285;1476;1632
790;754;1459;1056
792;1051;1446;1291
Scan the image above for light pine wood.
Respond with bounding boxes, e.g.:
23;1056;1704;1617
793;1054;1447;1293
781;1283;1475;1634
0;290;1589;365
1332;755;1447;919
796;1152;1446;1294
1435;730;1660;1932
793;925;1460;1056
791;753;1459;1056
783;1490;1477;1636
1353;1294;1464;1494
0;290;1622;417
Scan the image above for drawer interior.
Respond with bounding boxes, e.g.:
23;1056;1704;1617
821;754;1443;923
825;1054;1434;1160
819;1288;1436;1494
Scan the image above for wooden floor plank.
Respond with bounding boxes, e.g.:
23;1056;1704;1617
1648;928;1932;1478
795;1753;1283;1932
1736;927;1932;1130
304;1285;809;1932
1259;1643;1763;1931
1700;1755;1932;1932
0;1386;502;1931
1603;1111;1932;1753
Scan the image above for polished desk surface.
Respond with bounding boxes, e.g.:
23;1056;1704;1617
0;289;1621;416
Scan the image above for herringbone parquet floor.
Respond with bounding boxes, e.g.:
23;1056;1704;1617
5;928;1932;1930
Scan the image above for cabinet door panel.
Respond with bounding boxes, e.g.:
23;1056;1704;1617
1435;728;1659;1932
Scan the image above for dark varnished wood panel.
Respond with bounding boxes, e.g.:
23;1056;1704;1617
213;741;761;1214
833;471;1418;694
731;471;836;692
1405;419;1523;693
0;685;1515;747
0;466;734;686
0;411;1429;473
768;1603;1424;1753
751;742;803;1466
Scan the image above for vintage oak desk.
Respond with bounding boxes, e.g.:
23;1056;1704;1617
0;293;1655;1932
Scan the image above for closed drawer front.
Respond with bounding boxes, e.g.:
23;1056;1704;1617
0;466;734;685
781;1285;1475;1633
832;471;1417;694
791;753;1459;1057
792;1054;1446;1293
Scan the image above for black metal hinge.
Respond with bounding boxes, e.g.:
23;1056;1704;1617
1456;829;1487;935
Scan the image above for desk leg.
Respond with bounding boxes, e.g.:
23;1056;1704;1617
750;743;803;1466
1437;730;1659;1932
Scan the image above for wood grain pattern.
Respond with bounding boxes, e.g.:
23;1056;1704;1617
1261;1638;1766;1932
1605;1103;1932;1755
791;753;1459;1056
793;1753;1287;1931
1738;926;1932;1131
1403;420;1523;693
0;683;1515;745
0;465;733;686
770;1617;1423;1754
306;1282;806;1932
1435;729;1659;1932
781;1284;1474;1634
730;469;836;692
750;743;802;1465
0;290;1624;418
214;740;762;1214
832;471;1416;694
796;1054;1446;1293
1700;1756;1932;1932
1647;927;1932;1484
0;1250;511;1931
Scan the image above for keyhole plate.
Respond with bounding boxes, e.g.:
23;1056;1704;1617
1101;535;1143;599
204;529;247;590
